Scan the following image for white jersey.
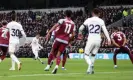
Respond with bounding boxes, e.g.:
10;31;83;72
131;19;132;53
31;37;43;50
79;16;110;41
6;21;26;44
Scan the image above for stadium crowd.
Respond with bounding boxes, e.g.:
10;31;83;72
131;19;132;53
0;7;133;58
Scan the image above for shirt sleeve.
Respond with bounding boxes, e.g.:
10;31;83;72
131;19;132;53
73;24;76;31
19;24;26;38
111;33;114;39
79;25;85;34
122;32;126;38
83;19;88;27
79;19;88;34
58;19;64;25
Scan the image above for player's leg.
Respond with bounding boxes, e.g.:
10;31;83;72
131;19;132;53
90;41;101;74
84;41;93;73
62;51;68;70
52;50;61;74
44;41;58;71
32;49;38;60
34;50;44;64
50;57;55;68
9;43;21;70
0;48;4;62
122;46;133;64
52;43;67;74
113;48;120;68
0;46;8;62
44;50;54;71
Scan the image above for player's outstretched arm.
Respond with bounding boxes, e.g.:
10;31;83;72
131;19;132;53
78;25;85;40
111;39;120;48
45;23;59;41
122;35;127;46
102;25;111;45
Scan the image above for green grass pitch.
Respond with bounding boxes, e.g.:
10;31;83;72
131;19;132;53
0;58;133;80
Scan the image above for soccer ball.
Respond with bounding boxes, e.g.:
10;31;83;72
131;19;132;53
78;48;84;53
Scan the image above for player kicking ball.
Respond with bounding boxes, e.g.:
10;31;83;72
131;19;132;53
45;10;75;74
30;33;44;64
2;11;26;70
78;8;111;74
111;27;133;68
0;20;9;62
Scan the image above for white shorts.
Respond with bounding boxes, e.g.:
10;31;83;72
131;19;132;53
85;40;101;55
9;43;19;53
32;47;39;54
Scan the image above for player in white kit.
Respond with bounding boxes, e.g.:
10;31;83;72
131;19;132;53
2;12;26;70
31;33;44;64
78;8;111;74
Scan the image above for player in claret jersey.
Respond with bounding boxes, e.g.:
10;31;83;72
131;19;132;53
45;10;75;74
111;27;133;68
0;20;9;62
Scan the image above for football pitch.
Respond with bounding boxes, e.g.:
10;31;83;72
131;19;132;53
0;58;133;80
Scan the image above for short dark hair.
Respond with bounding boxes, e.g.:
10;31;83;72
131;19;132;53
113;26;120;31
11;11;16;21
92;8;101;16
36;33;40;36
2;20;8;26
65;10;72;17
11;14;16;21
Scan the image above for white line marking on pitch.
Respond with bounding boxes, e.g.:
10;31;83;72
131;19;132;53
0;71;132;77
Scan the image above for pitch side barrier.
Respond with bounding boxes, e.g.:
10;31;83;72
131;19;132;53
68;53;130;59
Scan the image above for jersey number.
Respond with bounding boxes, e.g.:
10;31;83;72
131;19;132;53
65;24;72;34
117;34;122;41
1;29;7;38
89;24;100;33
11;29;21;37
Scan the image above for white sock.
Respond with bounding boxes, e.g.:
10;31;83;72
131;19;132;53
34;52;38;59
55;65;59;69
10;54;20;64
91;56;95;66
0;59;2;62
37;57;43;62
84;55;91;65
114;65;117;67
51;60;54;63
87;65;92;72
46;65;50;68
11;59;15;69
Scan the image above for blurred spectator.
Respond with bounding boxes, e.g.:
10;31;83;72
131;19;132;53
123;9;128;17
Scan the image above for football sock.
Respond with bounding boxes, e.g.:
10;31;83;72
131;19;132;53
113;53;117;65
91;56;95;66
55;65;59;69
37;57;43;63
11;59;15;69
84;54;91;66
0;59;2;62
62;54;67;67
0;53;6;60
10;54;20;64
56;56;61;66
128;53;133;64
34;53;38;59
48;53;54;65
